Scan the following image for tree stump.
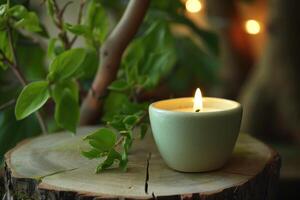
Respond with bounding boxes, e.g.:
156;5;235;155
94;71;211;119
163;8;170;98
4;126;280;200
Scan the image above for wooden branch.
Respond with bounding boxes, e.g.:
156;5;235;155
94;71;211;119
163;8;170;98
80;0;150;125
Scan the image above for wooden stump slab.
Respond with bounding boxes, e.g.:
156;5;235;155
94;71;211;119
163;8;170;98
4;126;280;200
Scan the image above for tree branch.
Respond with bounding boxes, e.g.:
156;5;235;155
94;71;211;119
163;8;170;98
80;0;150;125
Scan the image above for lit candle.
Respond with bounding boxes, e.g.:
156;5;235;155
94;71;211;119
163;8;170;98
149;88;243;172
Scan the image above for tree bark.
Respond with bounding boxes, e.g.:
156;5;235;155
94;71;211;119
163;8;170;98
4;127;280;199
240;0;300;140
206;0;254;99
79;0;150;125
0;170;4;199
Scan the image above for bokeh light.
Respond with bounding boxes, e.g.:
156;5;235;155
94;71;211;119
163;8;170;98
185;0;202;13
245;19;261;35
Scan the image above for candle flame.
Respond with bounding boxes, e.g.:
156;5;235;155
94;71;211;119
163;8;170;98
193;88;203;112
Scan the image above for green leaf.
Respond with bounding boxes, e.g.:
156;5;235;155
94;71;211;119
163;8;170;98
81;148;101;159
47;38;57;59
0;4;8;30
119;133;132;171
172;14;219;56
119;130;131;138
15;81;49;120
96;149;121;173
142;50;176;89
173;36;219;86
84;128;116;152
72;48;99;79
123;21;176;90
122;102;148;116
46;0;55;20
108;80;130;92
123;133;133;151
140;123;148;139
102;92;129;121
0;4;8;16
107;114;127;131
0;31;12;63
54;89;79;133
125;64;139;86
8;5;27;17
119;150;128;171
65;23;91;36
48;48;87;81
45;0;58;34
123;115;138;129
51;80;78;103
9;5;42;32
85;0;109;43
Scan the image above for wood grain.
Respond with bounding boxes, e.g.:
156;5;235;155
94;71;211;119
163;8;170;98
4;126;280;199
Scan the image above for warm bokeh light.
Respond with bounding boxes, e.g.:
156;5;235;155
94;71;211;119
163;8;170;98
185;0;202;13
245;19;261;35
193;88;203;112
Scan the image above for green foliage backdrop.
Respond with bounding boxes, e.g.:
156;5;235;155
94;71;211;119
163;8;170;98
0;0;219;171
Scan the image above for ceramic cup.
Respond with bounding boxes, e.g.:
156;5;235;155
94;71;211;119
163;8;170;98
149;97;242;172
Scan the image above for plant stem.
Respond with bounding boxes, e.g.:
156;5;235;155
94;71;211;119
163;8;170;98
114;111;148;149
6;27;48;134
70;0;85;46
35;112;48;134
52;0;71;49
0;99;15;111
7;28;27;85
115;136;124;147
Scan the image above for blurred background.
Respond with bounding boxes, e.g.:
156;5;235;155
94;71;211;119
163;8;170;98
0;0;300;199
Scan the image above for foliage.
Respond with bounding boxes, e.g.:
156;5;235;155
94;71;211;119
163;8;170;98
0;0;219;171
15;81;49;120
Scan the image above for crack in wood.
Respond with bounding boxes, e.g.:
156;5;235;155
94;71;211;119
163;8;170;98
151;192;157;200
36;168;78;181
144;152;152;194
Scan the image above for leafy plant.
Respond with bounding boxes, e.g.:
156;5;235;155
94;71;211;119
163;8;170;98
0;0;219;172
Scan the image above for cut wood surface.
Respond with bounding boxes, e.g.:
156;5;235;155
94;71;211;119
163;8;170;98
4;126;280;200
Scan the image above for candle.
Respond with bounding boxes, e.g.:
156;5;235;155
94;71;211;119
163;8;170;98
149;88;242;172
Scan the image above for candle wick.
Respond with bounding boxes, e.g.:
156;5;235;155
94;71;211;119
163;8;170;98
195;109;200;112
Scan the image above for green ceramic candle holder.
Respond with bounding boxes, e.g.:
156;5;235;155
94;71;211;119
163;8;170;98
149;97;242;172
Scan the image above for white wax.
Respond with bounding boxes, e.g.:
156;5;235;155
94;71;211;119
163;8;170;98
173;107;219;112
